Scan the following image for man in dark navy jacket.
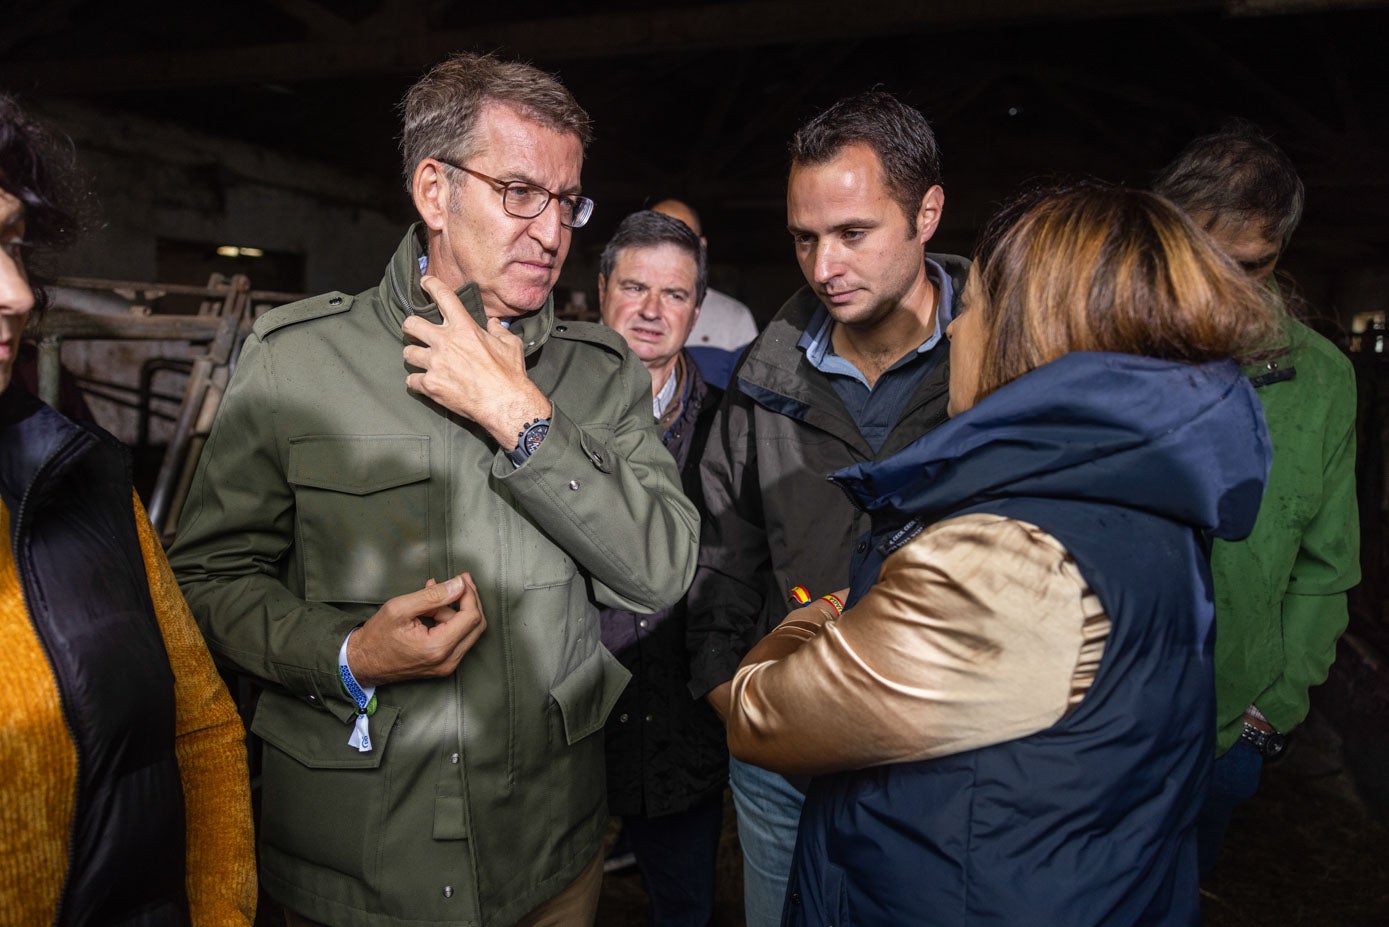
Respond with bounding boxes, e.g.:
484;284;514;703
597;210;727;927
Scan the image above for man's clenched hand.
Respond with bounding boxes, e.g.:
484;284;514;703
347;573;488;687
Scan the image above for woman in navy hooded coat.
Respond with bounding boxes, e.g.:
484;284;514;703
725;183;1281;927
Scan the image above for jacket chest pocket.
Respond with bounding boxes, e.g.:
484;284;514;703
287;434;431;605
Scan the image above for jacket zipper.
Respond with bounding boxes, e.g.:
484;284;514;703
389;258;413;317
13;429;93;927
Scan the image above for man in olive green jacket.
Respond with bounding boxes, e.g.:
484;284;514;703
170;54;698;927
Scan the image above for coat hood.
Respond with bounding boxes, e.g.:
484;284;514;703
832;351;1271;542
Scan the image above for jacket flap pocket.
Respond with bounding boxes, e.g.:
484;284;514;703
551;646;631;746
287;434;430;495
251;689;399;769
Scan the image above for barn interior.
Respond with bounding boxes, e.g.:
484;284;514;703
2;2;1386;924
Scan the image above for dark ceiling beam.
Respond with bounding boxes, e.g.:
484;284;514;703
924;68;1008;125
268;0;357;40
0;0;1236;95
688;49;754;189
1031;66;1192;121
1029;75;1155;164
704;42;863;183
0;0;86;59
1311;19;1370;144
1228;0;1384;13
1169;19;1346;147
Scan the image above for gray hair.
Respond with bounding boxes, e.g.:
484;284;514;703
1154;119;1304;247
399;52;592;191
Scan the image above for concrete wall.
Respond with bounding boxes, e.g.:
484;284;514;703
36;99;409;291
29;100;410;444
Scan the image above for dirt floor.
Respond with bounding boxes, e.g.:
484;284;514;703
1199;710;1389;927
598;710;1389;926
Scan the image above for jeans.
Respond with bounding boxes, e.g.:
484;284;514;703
728;756;804;927
623;791;724;927
1196;738;1265;875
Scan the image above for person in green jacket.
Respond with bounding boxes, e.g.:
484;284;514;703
1156;121;1360;875
169;53;699;927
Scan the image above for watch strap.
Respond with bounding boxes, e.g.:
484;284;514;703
1239;721;1288;760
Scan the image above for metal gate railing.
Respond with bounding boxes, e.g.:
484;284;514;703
26;273;304;538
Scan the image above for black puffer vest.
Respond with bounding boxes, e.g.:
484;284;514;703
1;387;189;927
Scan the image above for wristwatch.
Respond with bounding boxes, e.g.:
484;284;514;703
1239;721;1289;760
507;417;551;465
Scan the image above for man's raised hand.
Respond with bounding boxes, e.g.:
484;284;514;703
402;275;551;449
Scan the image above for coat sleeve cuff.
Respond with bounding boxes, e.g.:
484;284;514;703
688;640;744;700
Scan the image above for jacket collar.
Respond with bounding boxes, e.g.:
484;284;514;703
0;385;100;532
735;256;964;457
381;222;555;358
662;350;711;440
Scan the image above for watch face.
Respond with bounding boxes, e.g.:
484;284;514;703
1242;723;1289;760
523;422;550;456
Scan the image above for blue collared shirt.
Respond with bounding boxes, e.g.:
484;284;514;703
797;257;955;453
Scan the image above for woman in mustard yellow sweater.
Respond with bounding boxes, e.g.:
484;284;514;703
0;95;256;927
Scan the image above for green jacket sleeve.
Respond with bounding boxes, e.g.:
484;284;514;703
492;352;699;616
168;333;362;721
1255;364;1359;733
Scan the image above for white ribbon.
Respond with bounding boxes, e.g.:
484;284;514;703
338;631;377;753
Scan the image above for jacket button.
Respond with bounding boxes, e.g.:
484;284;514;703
443;886;453;898
449;753;460;764
555;324;568;333
328;296;343;306
855;540;867;553
568;480;581;491
638;619;649;630
644;714;653;723
306;694;318;704
619;713;629;723
790;891;802;906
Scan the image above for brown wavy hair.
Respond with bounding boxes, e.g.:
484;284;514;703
966;182;1282;402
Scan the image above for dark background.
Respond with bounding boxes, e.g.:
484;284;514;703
4;0;1386;322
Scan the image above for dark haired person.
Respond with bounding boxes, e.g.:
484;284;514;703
1155;123;1359;873
597;210;727;927
168;55;698;926
685;90;968;926
0;95;256;926
727;183;1278;926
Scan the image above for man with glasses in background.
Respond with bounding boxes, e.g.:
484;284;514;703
170;53;698;927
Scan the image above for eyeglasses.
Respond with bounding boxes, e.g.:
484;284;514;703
436;159;595;229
